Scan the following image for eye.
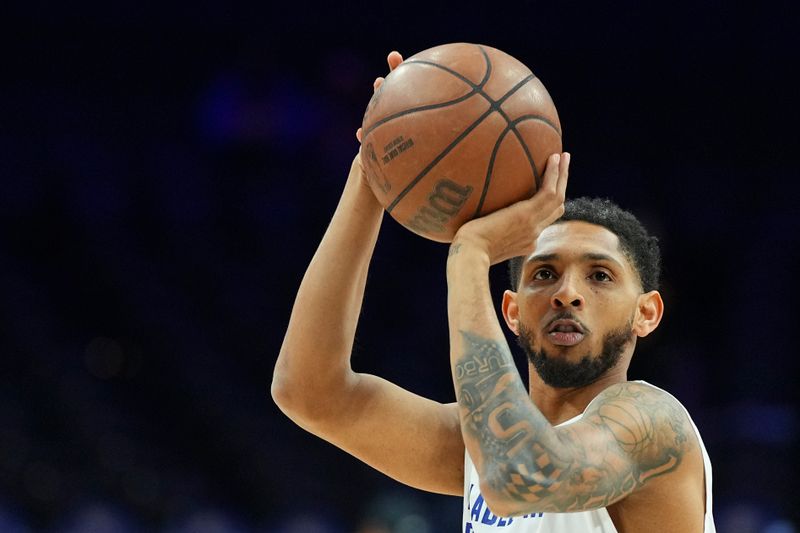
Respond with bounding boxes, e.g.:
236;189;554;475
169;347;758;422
533;268;556;281
589;270;613;282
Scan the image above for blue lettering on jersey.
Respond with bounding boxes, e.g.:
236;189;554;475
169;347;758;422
467;484;544;528
480;501;497;525
471;494;484;522
481;505;514;525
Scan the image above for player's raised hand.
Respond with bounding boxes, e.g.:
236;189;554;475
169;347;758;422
356;51;404;143
451;152;570;265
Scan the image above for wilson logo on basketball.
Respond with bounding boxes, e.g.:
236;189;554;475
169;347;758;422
407;178;473;235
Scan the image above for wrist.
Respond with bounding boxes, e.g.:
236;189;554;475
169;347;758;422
447;236;491;274
341;156;383;218
449;228;490;258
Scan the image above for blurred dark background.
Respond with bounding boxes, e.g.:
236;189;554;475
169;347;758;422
1;1;798;531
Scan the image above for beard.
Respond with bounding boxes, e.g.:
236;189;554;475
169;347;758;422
517;317;634;388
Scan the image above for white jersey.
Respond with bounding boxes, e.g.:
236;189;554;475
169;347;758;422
462;381;716;532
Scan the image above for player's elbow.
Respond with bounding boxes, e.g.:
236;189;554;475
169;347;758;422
271;372;317;427
270;370;292;412
271;358;306;419
479;483;524;518
479;471;549;517
271;356;347;427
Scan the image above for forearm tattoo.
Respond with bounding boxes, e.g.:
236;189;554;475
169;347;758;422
455;330;693;513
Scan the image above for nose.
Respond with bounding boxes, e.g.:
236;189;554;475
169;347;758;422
550;274;585;309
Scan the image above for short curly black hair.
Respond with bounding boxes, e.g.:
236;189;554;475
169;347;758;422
507;197;661;293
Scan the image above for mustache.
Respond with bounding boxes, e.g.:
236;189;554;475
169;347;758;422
545;311;591;334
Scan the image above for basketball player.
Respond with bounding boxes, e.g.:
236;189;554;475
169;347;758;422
272;52;715;532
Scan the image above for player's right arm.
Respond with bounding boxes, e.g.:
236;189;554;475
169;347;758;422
272;53;464;496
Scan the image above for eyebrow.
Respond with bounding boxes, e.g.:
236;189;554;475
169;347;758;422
526;252;626;270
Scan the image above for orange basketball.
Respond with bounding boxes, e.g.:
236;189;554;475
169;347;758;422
360;43;563;243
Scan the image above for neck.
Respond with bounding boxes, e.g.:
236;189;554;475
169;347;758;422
527;365;629;425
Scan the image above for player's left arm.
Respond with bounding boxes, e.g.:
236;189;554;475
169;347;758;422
446;153;696;516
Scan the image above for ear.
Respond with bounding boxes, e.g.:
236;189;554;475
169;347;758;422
634;290;664;338
502;290;521;336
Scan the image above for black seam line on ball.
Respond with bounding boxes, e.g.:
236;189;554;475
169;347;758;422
411;47;545;136
510;114;563;192
499;111;540;195
473;113;562;217
511;113;561;137
492;82;558;194
362;90;481;139
385;105;497;214
361;51;493;139
400;58;491;92
473;126;512;218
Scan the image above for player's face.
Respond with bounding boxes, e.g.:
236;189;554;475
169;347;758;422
508;221;645;387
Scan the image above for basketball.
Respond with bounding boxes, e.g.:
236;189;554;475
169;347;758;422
360;43;563;243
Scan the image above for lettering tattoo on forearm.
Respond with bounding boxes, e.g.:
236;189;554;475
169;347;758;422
455;330;693;513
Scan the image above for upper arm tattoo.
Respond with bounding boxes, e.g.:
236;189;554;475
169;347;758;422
455;331;695;513
587;384;690;483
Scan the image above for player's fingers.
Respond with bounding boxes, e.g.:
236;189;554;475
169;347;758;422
540;153;561;193
556;152;570;200
387;51;403;71
351;149;365;176
373;77;384;92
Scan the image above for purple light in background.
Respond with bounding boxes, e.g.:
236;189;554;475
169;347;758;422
197;73;324;148
0;506;29;533
733;402;797;444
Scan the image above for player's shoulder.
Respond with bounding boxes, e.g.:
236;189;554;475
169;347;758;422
583;380;698;460
588;380;685;410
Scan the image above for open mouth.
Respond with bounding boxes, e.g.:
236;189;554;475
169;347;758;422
546;319;586;346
